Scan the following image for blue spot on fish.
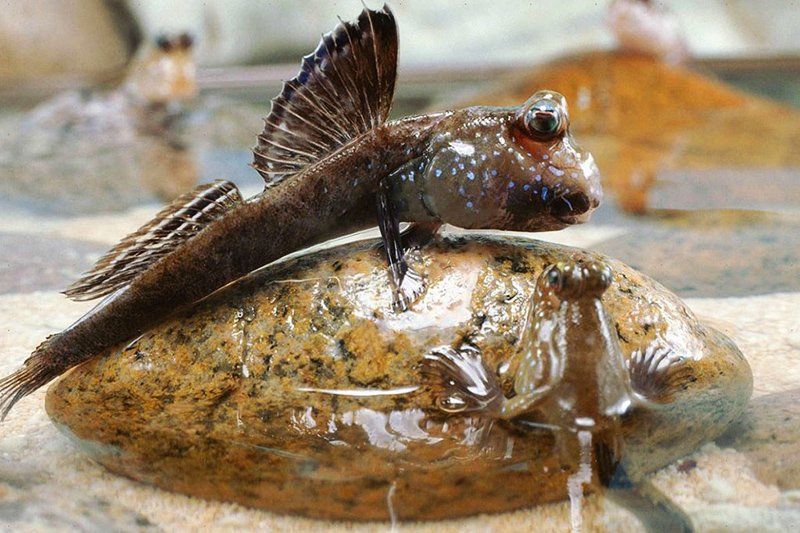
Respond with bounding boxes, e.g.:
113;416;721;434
466;201;474;209
491;169;497;177
508;181;515;188
451;168;457;176
523;184;530;191
467;171;475;181
542;187;549;201
434;168;442;177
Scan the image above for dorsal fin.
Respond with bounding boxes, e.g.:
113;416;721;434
64;181;243;301
252;5;398;186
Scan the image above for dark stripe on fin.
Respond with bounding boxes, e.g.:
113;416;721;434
627;344;694;404
64;180;243;301
252;5;398;186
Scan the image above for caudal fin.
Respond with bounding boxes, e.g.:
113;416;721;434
0;340;59;421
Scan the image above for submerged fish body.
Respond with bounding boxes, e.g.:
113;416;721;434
422;259;698;529
0;6;601;417
45;233;752;521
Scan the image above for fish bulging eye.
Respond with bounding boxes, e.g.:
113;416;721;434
545;266;563;291
155;35;173;52
177;33;194;50
524;99;563;139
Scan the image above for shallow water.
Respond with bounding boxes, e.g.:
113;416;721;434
0;59;799;531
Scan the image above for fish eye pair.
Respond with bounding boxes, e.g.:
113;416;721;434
155;33;194;52
543;261;612;299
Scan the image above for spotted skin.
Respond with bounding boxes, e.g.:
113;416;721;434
387;91;601;233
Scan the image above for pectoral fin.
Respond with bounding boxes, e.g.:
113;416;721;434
377;182;437;311
420;345;504;414
627;344;694;405
64;180;243;301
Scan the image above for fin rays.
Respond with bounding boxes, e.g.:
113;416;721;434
628;345;693;404
64;181;243;301
252;5;397;185
0;341;56;420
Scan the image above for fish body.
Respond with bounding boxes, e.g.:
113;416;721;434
496;261;634;429
423;259;697;530
0;6;600;418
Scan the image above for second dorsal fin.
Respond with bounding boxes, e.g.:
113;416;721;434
64;181;243;301
252;5;398;187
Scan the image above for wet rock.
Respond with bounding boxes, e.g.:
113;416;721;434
46;233;752;521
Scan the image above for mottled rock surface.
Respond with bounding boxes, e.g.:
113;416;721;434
46;234;751;521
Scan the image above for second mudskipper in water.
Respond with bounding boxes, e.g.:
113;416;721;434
423;260;697;530
0;6;601;417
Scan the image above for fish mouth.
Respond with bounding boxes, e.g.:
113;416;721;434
550;192;598;224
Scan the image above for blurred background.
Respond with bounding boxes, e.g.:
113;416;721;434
1;5;800;531
2;0;800;102
0;0;799;296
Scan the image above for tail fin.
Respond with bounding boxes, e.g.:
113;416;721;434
0;338;59;421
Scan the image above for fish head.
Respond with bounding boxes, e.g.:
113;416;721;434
420;91;602;232
608;0;688;64
502;91;603;231
126;32;197;104
536;259;612;304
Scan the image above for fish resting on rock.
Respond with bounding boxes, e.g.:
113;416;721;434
0;5;602;417
46;232;752;526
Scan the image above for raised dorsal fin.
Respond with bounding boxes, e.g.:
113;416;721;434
252;5;398;186
64;181;243;301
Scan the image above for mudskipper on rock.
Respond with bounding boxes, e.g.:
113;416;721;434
0;6;600;418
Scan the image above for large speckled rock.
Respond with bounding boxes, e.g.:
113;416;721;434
46;233;752;521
